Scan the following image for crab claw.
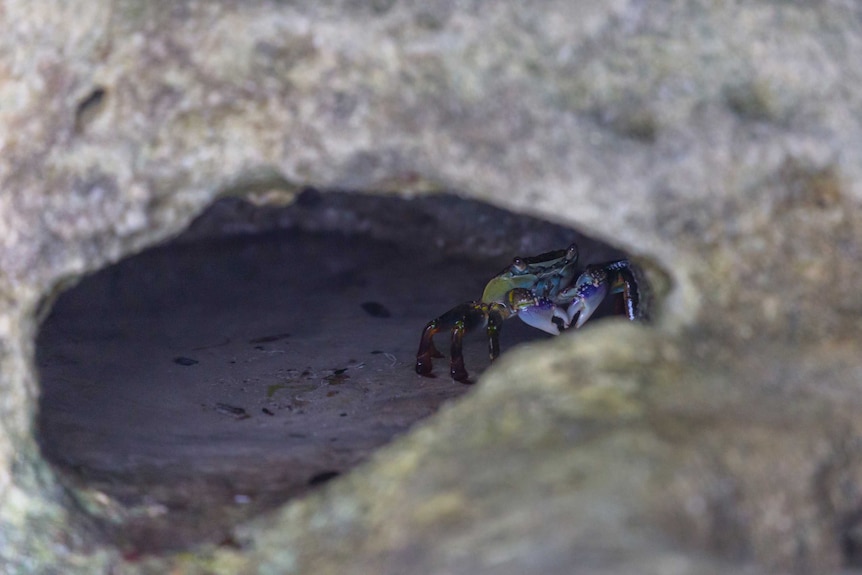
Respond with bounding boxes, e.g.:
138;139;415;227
509;288;569;335
516;299;569;335
561;270;609;329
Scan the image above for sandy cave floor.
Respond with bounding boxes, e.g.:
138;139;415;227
35;193;623;553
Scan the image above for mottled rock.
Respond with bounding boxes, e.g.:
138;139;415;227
1;0;861;573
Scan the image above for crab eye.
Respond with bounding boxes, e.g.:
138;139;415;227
511;257;528;273
566;243;579;261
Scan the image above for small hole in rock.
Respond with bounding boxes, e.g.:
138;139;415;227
308;470;341;486
74;86;107;133
35;191;647;554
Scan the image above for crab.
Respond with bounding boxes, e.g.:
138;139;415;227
415;243;641;383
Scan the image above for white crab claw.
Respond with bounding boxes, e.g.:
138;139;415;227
564;281;609;329
517;300;568;335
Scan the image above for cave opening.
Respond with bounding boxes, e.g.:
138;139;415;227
35;190;638;554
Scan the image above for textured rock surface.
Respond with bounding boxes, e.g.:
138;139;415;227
1;0;861;573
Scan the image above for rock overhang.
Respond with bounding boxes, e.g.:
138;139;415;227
0;0;861;573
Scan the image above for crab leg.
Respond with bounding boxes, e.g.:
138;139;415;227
449;318;470;383
486;305;506;360
606;261;639;320
415;320;445;376
415;302;492;382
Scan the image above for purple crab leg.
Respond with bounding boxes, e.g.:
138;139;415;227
606;262;639;320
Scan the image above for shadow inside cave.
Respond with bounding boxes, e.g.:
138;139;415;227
35;190;631;554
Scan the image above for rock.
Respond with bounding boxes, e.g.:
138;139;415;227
1;0;861;573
